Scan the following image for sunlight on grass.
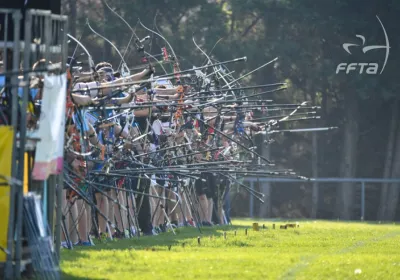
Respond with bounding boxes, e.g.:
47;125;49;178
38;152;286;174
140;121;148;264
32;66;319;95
61;219;400;279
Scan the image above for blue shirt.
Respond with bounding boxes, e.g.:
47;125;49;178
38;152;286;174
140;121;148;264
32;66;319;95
0;75;39;100
94;126;115;171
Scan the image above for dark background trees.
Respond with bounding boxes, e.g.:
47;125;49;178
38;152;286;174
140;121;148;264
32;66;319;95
61;0;400;221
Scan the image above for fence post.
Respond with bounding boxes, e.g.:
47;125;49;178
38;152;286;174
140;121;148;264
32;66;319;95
4;9;22;280
311;181;318;219
11;10;24;280
249;181;254;218
361;181;365;221
311;127;319;219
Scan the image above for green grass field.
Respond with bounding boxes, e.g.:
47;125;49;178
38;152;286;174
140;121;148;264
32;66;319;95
61;219;400;279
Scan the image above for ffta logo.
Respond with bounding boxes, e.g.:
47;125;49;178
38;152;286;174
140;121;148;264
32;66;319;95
336;16;390;74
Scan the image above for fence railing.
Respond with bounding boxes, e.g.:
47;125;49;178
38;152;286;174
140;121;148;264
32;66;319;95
1;8;68;280
244;177;400;220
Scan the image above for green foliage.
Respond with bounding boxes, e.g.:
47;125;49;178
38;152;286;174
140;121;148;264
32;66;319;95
64;0;400;218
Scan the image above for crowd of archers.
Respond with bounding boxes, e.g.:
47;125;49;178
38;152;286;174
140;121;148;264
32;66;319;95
0;14;324;249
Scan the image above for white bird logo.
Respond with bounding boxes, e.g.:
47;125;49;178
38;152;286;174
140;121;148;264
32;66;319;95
341;16;390;74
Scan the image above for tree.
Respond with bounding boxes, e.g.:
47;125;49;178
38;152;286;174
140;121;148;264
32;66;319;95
61;0;400;219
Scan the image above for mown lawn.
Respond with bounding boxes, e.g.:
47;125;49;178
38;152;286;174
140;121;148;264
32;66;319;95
61;219;400;279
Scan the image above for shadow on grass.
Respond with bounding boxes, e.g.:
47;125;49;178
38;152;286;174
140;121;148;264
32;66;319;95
62;219;398;257
63;224;251;254
60;224;253;278
61;270;105;280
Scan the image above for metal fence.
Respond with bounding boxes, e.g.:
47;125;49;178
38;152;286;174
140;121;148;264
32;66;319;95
1;8;68;280
243;177;400;220
1;8;24;280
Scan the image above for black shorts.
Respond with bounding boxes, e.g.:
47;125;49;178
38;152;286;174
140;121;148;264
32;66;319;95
195;173;216;199
195;177;205;196
155;173;166;186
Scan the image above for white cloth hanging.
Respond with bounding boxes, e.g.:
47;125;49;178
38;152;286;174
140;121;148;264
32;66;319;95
32;74;67;180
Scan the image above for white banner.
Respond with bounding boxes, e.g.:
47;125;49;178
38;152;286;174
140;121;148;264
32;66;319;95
32;74;67;180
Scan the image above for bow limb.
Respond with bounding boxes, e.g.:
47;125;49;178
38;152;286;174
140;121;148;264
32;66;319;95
151;12;177;76
278;101;309;123
192;33;217;91
138;19;179;71
201;37;224;66
192;34;237;99
103;0;140;41
145;51;168;75
263;101;309;132
86;19;130;77
193;34;241;161
103;0;153;72
139;20;186;132
67;33;99;156
67;33;95;72
192;34;212;68
95;3;155;172
166;187;182;216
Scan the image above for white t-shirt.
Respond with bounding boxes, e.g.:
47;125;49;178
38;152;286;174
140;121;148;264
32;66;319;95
152;120;171;136
73;81;99;98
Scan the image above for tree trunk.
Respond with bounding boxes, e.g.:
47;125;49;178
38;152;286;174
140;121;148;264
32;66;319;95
338;95;359;220
68;0;77;37
102;4;112;62
385;118;400;220
378;100;398;220
311;129;319;218
311;92;319;218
